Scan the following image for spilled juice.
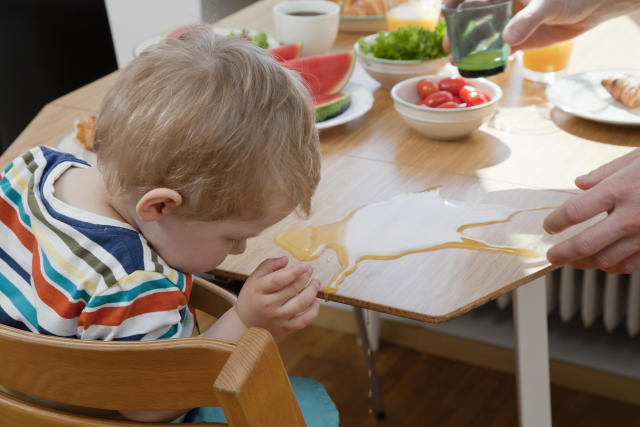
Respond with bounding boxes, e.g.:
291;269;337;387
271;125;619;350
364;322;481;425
276;189;550;294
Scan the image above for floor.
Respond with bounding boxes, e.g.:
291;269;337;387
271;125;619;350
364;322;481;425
276;325;640;427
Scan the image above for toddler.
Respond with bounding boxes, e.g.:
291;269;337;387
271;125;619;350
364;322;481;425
0;29;324;422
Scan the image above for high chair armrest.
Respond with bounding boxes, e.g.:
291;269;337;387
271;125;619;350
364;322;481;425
214;328;306;427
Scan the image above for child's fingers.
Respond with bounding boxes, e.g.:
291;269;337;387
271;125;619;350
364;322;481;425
270;269;315;302
260;263;312;294
251;256;289;278
279;278;322;317
286;299;320;332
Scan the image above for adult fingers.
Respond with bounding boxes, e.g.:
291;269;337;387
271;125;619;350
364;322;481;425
508;24;583;50
617;252;640;275
279;278;322;317
567;235;640;271
591;235;640;271
543;184;614;235
502;0;550;46
443;31;451;51
575;149;640;190
546;211;631;265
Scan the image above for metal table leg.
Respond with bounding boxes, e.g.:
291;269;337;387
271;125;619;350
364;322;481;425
354;307;386;419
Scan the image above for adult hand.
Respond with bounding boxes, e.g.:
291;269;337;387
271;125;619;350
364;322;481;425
544;148;640;274
234;256;321;336
442;0;639;51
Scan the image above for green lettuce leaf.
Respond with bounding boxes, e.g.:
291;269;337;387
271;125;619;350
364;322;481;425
358;21;449;60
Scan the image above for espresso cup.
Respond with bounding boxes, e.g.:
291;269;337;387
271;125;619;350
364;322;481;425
273;1;340;56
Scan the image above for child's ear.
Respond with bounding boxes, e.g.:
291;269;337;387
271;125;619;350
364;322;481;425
135;188;183;222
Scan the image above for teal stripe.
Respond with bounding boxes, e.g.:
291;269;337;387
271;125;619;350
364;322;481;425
157;323;179;340
176;272;185;292
3;161;14;175
40;252;92;303
0;178;32;229
88;277;179;307
0;271;37;327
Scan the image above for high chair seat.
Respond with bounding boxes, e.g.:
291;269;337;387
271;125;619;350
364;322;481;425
183;377;339;426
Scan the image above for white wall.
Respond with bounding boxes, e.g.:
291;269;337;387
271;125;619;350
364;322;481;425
104;0;201;69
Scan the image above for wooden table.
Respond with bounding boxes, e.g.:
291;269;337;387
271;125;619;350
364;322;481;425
3;2;639;426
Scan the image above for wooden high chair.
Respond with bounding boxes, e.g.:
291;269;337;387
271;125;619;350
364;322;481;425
0;277;307;426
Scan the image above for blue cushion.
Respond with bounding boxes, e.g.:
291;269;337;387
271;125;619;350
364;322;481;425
182;376;339;426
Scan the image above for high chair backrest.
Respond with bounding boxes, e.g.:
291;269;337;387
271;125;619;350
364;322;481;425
0;277;306;427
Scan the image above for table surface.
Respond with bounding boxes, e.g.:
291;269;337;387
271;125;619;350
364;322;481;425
3;1;640;322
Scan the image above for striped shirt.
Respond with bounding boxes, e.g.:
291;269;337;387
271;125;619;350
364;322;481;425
0;147;195;340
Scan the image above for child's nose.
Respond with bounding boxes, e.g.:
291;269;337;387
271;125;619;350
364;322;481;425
230;239;246;254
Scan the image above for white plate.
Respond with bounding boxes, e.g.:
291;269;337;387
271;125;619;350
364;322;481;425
545;70;640;126
133;27;280;57
316;82;374;130
57;131;96;164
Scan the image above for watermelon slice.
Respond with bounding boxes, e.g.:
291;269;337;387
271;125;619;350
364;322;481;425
269;43;302;62
284;51;356;96
314;93;351;122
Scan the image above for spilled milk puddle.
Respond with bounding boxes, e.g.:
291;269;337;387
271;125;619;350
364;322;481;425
276;188;553;294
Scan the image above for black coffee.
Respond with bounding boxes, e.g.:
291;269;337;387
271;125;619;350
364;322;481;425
287;11;325;16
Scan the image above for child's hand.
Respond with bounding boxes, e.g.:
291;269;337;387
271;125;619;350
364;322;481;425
234;256;321;337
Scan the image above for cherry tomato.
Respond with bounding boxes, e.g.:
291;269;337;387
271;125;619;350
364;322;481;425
438;77;469;96
438;101;467;109
459;85;491;106
416;79;439;99
452;95;463;104
423;90;454;108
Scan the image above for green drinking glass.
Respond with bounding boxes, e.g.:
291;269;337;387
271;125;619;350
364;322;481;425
442;0;512;77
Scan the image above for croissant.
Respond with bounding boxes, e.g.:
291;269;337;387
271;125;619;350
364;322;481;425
74;115;97;151
601;74;640;109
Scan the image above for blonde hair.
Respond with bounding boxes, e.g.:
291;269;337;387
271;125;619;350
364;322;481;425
94;28;320;220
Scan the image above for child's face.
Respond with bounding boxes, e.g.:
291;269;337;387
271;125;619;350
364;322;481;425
143;202;293;274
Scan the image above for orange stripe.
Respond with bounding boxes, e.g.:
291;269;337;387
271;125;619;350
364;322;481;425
79;290;188;328
0;196;35;251
32;249;86;319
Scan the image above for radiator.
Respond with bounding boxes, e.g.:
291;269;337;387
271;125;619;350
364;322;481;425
496;268;640;337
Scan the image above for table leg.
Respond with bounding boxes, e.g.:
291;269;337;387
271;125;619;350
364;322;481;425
513;276;552;427
363;309;381;351
354;307;386;419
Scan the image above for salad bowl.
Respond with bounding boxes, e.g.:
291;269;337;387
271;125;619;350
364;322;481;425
355;32;449;90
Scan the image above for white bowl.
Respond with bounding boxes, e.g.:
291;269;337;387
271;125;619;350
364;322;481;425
390;75;502;140
355;34;449;90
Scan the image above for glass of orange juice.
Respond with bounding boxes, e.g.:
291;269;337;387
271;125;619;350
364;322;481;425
385;0;441;31
521;40;573;84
